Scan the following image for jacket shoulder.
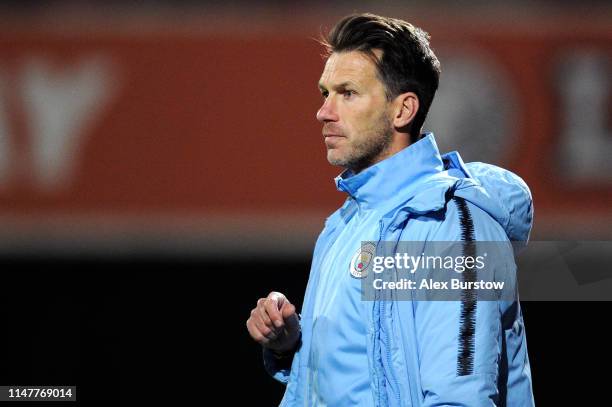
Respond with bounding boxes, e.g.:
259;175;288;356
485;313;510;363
398;195;509;243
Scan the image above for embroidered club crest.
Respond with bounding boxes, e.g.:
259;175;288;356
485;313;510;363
349;242;376;279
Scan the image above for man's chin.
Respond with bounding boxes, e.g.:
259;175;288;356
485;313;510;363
326;151;349;168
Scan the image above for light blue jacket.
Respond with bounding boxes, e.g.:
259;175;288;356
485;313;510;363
265;134;535;406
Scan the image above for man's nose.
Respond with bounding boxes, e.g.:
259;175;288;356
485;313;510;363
316;97;339;122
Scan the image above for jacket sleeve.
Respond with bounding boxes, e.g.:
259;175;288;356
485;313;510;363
407;199;513;406
412;297;501;406
262;345;298;385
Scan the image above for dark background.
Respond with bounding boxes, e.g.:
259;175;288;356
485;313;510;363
1;257;609;405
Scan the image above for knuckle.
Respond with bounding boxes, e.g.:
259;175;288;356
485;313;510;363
268;291;283;301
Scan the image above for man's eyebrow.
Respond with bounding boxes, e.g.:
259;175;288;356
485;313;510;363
318;81;359;91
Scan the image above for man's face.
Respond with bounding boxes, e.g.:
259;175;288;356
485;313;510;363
317;50;394;172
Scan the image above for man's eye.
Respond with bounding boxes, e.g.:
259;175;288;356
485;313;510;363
344;90;355;98
321;91;329;98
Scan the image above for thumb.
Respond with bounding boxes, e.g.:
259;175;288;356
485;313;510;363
280;302;299;330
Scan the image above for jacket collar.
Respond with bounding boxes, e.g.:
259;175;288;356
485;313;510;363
334;133;446;211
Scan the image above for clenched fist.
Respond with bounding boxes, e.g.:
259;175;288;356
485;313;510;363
246;291;300;355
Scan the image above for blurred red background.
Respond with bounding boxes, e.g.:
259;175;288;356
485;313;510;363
0;5;609;253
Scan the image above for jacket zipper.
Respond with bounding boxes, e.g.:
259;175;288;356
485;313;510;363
373;219;403;405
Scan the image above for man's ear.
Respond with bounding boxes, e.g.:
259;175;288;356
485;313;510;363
392;92;419;129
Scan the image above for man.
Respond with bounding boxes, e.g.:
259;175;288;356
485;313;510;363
246;13;534;406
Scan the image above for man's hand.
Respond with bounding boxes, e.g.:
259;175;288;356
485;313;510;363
246;291;300;355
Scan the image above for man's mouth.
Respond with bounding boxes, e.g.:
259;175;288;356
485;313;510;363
324;134;345;147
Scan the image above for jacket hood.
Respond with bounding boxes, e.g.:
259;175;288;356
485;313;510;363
443;151;534;243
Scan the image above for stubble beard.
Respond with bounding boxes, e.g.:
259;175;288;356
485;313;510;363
328;114;394;174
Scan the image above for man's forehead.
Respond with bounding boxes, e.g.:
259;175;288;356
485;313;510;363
318;50;381;87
